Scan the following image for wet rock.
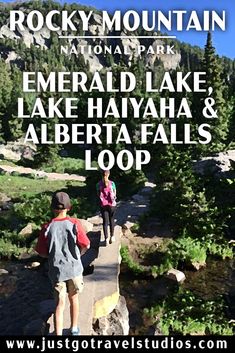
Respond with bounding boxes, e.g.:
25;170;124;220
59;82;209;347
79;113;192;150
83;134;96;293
19;223;34;237
167;269;186;283
24;262;41;270
79;219;93;233
0;269;9;275
23;319;46;335
93;296;129;335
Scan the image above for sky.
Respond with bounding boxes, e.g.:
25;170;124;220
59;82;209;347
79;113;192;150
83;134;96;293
75;0;235;59
2;0;235;59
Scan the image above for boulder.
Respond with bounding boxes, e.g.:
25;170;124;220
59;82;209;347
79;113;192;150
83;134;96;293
79;219;94;233
93;296;129;335
167;269;186;283
0;139;36;161
194;150;235;177
0;24;18;40
19;223;34;237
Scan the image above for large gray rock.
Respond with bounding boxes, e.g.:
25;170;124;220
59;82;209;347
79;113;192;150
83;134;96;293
0;24;18;40
146;39;181;70
5;51;18;64
120;33;140;64
93;296;129;335
0;15;182;73
194;150;235;177
167;269;186;283
19;223;34;237
0;139;36;161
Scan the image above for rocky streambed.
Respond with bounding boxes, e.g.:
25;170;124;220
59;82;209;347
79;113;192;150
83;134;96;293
120;257;235;335
0;260;53;335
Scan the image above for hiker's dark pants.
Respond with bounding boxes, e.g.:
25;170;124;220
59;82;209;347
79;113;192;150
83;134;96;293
101;206;115;239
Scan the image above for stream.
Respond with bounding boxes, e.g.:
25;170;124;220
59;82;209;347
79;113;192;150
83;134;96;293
1;257;234;335
120;258;235;335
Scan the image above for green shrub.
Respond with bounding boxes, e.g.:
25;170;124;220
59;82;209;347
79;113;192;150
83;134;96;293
42;157;86;175
168;234;207;266
0;238;27;259
144;288;233;335
13;192;96;227
120;246;145;275
130;223;140;233
14;194;52;225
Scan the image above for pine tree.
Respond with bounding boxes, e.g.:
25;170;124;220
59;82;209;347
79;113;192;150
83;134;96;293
33;91;60;168
6;67;24;141
202;32;229;153
0;60;13;143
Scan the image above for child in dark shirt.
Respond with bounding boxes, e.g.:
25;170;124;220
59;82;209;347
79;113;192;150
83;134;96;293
36;191;90;335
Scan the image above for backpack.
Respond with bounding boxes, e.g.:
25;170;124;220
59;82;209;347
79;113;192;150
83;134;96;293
98;180;116;207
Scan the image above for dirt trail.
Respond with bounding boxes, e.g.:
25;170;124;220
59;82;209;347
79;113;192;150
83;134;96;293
0;164;85;181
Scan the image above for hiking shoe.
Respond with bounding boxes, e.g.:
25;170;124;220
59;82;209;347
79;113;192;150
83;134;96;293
71;328;80;336
109;236;115;244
